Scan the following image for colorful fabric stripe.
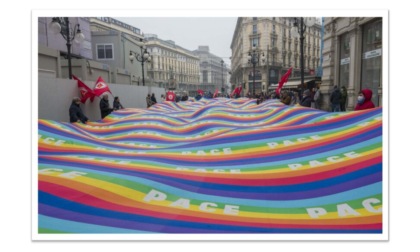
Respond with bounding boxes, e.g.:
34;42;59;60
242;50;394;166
38;98;383;234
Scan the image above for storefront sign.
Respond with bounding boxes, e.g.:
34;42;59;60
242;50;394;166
363;49;382;59
340;57;350;65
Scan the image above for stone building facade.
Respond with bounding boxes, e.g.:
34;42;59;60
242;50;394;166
193;46;230;94
230;17;322;95
321;17;383;110
144;34;200;93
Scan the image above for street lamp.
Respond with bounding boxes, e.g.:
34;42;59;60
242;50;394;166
247;45;265;96
129;41;151;86
49;17;85;79
291;17;315;88
221;59;224;94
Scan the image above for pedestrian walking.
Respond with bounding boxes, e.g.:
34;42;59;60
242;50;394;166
69;97;88;124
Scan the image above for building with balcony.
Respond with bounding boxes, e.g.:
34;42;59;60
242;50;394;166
230;17;322;95
144;34;200;94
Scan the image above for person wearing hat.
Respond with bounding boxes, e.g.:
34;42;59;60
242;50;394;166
100;94;114;119
113;96;124;110
299;89;312;107
69;97;88;124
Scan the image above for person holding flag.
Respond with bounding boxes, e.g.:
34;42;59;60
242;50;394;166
100;94;114;119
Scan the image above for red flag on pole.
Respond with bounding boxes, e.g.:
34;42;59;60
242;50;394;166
230;87;238;97
93;76;112;97
213;89;219;98
72;75;95;104
166;91;175;101
276;67;293;95
197;89;204;96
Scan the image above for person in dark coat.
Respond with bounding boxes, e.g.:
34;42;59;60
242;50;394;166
113;96;124;110
340;86;348;111
100;94;114;119
330;85;342;112
151;93;157;105
355;88;375;111
69;97;88;124
299;89;312;107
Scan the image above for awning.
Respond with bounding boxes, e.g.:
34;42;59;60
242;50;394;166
268;79;315;90
283;79;314;87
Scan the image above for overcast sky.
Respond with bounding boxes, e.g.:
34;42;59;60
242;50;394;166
116;17;237;67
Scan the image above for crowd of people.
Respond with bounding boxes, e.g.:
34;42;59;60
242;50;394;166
69;86;376;124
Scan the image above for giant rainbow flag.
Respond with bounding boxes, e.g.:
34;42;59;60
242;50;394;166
38;98;383;234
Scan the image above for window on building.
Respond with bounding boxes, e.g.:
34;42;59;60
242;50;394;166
272;24;275;32
252;37;259;47
339;33;351;90
97;44;113;60
253;17;257;21
253;24;257;34
271;37;276;47
361;19;382;106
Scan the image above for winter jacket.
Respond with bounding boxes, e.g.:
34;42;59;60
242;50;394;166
100;98;113;119
69;101;88;123
330;88;341;105
340;88;348;104
300;95;312;107
355;89;375;111
113;100;124;110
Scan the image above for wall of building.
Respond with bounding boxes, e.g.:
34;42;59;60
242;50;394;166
38;74;165;122
322;17;383;111
38;45;61;78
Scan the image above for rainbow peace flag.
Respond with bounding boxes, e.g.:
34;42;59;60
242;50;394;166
38;98;383;234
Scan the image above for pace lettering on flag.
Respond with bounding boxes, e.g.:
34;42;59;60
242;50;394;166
72;75;95;104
